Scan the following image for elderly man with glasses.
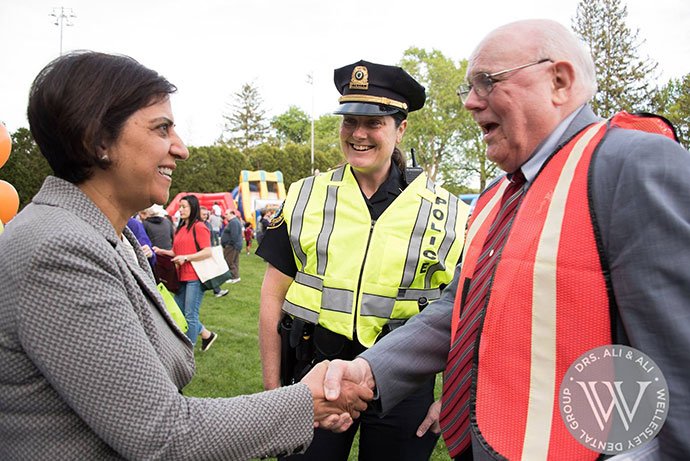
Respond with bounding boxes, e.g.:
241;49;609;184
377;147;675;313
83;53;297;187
322;18;690;461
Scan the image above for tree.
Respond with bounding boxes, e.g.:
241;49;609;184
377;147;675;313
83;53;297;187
0;128;51;210
269;108;343;177
399;48;493;192
241;143;341;188
220;82;269;149
313;114;341;152
271;106;310;145
573;0;658;116
271;108;340;152
446;116;498;194
652;74;690;148
170;145;246;198
313;147;344;174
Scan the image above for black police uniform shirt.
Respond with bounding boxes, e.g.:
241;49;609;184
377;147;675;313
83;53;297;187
256;163;407;277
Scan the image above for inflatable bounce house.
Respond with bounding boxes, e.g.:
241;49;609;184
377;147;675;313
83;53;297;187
233;170;285;228
165;191;237;219
0;123;19;235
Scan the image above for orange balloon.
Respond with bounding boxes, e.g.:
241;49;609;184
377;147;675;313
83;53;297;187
0;123;11;169
0;180;19;223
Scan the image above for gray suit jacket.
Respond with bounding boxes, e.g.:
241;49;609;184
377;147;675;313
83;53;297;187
362;106;690;460
0;177;313;460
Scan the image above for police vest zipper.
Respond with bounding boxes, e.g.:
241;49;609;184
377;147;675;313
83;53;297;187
353;219;376;333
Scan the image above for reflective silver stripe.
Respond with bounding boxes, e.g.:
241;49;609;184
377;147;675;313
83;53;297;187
397;287;441;301
424;193;460;286
316;167;345;275
294;271;323;290
321;286;354;314
461;181;509;265
282;300;320;324
331;166;346;182
400;197;432;287
289;176;316;268
360;293;396;318
426;176;435;194
522;121;606;459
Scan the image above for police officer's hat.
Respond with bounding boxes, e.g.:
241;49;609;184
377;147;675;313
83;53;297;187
333;60;426;117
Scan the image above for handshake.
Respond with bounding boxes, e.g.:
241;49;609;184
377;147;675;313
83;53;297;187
300;358;442;436
300;358;376;432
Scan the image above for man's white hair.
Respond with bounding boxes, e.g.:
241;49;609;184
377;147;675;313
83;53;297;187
483;19;598;103
534;20;598;101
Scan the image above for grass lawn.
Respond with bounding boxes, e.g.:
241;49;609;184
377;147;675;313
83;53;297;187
184;250;451;460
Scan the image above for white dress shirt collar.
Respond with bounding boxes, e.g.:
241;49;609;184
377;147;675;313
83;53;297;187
520;105;586;184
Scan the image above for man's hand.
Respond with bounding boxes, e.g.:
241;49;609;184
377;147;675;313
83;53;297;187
301;361;373;432
323;358;376;401
416;400;442;437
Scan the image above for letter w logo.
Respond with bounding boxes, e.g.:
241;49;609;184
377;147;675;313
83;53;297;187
576;381;651;431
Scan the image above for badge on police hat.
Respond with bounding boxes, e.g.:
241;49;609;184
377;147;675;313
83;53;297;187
334;59;426;116
349;65;369;90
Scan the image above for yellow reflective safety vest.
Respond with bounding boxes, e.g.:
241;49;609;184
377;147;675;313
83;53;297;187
282;164;468;347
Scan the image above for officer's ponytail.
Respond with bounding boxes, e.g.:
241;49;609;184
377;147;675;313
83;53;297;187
391;111;407;171
392;147;406;171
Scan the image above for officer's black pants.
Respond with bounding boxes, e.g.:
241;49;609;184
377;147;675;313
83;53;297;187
280;376;439;461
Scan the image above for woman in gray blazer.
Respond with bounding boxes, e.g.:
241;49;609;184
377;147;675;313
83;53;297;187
0;51;371;460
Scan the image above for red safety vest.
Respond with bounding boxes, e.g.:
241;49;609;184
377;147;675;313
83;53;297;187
451;112;677;460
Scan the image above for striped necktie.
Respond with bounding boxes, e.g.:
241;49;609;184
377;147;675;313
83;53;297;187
439;170;526;458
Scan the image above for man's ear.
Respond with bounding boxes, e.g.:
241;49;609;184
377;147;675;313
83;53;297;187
551;61;575;106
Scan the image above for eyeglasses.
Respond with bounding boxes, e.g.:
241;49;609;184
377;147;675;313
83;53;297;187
457;58;553;103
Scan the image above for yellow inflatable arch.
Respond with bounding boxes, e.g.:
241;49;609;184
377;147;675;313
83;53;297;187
237;170;286;228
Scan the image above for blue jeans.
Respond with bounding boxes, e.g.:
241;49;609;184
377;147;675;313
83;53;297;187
174;280;205;345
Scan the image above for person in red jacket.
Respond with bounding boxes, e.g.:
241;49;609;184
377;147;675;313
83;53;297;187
244;222;254;255
155;195;218;351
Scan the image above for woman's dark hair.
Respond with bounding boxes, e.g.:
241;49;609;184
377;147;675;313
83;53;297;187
391;111;407;171
391;110;407;127
27;50;177;184
178;195;201;232
391;147;407;171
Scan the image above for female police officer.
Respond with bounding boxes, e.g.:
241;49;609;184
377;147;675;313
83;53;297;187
257;60;469;460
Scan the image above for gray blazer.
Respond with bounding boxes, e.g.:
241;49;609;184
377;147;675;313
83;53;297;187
0;177;313;460
362;106;690;460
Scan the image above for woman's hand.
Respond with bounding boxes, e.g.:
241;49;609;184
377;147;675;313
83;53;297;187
152;246;174;257
301;360;373;432
171;255;187;266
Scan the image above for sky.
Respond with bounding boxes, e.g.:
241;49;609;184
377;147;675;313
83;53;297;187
1;0;689;146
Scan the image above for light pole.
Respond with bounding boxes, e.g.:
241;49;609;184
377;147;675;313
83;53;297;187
50;7;76;56
306;72;315;175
